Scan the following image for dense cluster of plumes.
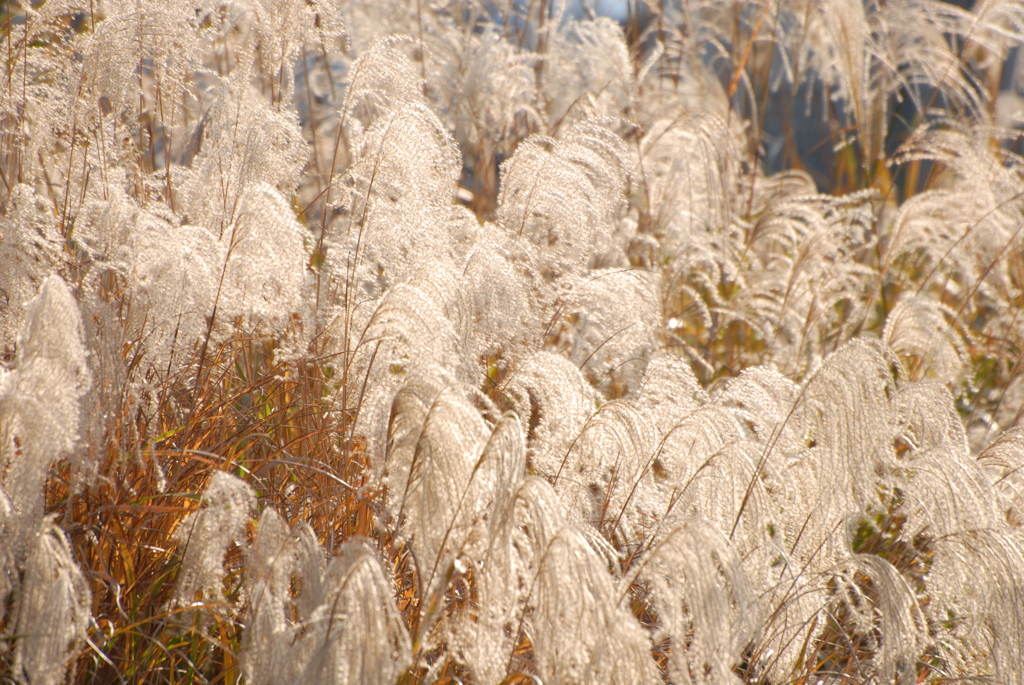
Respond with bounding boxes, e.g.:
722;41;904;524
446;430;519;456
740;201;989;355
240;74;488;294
2;0;1024;683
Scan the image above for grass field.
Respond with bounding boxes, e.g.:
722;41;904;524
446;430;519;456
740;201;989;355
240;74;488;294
2;0;1024;683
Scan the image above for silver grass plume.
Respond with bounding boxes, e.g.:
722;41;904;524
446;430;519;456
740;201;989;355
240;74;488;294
552;399;660;538
740;191;876;376
0;2;82;209
505;352;597;473
990;371;1024;443
552;268;662;394
640;420;787;630
332;98;462;287
461;238;542;361
341;36;426;139
664;439;783;561
641;113;739;244
636;355;709;434
794;338;899;521
347;266;476;460
383;372;491;605
515;477;659;685
0;276;91;553
11;517;91;685
714;366;801;448
633;518;758;685
889;127;1024;301
0;482;10;607
73;1;203;134
323;38;470;415
126;216;226;378
838;553;927;685
639;114;744;373
745;171;819;218
883;297;969;386
172;471;256;608
445;28;541;209
883;188;992;289
72;179;137;272
177;73;308;234
926;529;1024;683
246;0;347;107
752;341;901;678
329;46;465;297
532;524;659;684
896;383;997;539
243;508;295;685
892;382;971;460
454;412;528;684
243;508;326;685
0;187;67;355
496;118;629;282
646;404;744;495
890;381;1024;681
978;427;1024;527
129;183;308;378
294;539;411;685
541;17;635;123
220;182;310;327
